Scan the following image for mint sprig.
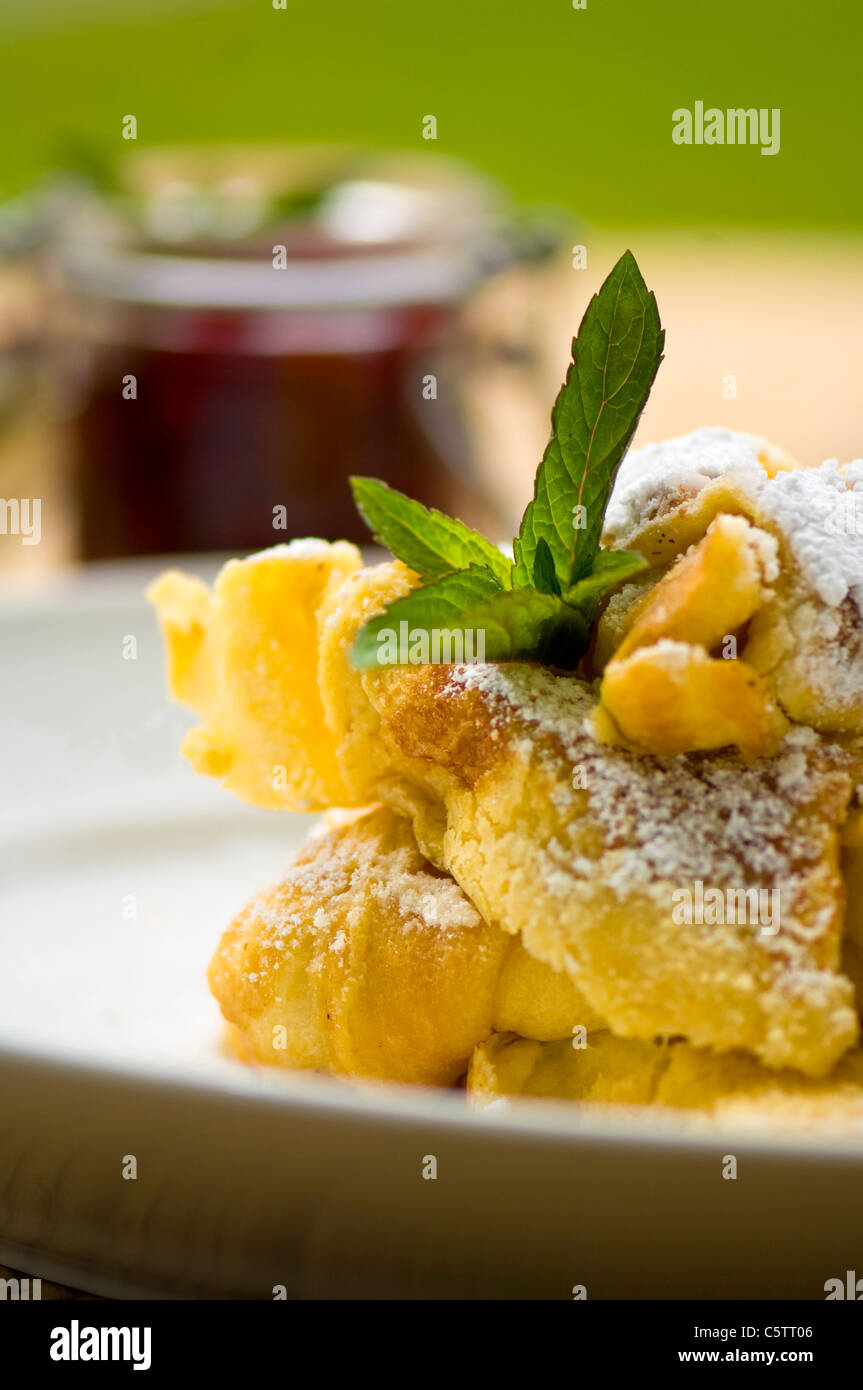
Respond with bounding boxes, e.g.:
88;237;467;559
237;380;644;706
349;250;663;670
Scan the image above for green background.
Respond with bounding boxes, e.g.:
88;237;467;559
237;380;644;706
0;0;859;229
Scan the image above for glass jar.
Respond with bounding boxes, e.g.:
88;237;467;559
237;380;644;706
57;146;558;560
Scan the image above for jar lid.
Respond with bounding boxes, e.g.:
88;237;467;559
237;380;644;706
58;144;534;311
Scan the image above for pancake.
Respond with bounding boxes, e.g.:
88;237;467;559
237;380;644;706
468;1030;863;1135
148;540;362;811
317;570;861;1076
209;804;598;1086
603;430;863;737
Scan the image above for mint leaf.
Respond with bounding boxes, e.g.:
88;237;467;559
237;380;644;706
351;565;502;668
458;587;588;666
350;477;511;587
530;537;561;595
513;250;664;591
564;548;648;624
355;580;588;669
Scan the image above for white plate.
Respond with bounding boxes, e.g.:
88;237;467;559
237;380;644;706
1;562;862;1300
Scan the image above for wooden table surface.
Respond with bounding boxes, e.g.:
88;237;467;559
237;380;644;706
0;1262;99;1301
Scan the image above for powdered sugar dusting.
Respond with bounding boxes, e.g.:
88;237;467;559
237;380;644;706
756;460;863;609
236;814;484;986
602;432;863;719
450;661;595;752
245;537;335;564
606;430;863;620
747;523;780;585
604;427;770;541
444;664;850;950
